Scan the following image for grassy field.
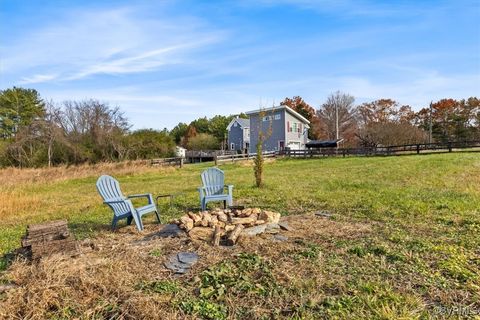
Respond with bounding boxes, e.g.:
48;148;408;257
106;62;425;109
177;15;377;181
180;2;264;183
0;153;479;318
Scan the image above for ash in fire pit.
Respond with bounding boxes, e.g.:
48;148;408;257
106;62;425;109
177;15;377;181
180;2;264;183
173;207;281;246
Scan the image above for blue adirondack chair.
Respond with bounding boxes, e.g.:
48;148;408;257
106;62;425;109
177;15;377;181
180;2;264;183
96;175;160;231
198;168;233;211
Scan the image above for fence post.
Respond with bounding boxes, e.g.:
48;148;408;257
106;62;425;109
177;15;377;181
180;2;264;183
342;149;346;157
214;155;218;166
179;157;184;168
448;142;452;152
416;144;420;154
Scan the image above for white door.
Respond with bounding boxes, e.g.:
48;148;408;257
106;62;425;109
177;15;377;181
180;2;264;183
288;142;301;150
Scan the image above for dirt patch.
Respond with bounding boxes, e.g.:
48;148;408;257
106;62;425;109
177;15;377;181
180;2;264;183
0;213;371;319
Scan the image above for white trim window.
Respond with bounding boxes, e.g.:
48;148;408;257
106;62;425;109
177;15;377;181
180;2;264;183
274;113;281;120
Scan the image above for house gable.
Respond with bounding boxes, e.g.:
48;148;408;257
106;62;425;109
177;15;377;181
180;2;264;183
246;105;310;152
227;117;250;151
226;118;249;131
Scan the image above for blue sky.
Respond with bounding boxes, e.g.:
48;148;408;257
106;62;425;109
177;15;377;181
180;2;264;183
1;0;479;129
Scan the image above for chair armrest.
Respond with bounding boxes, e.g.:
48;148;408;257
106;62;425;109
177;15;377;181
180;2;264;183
128;193;154;204
198;186;206;198
104;199;128;204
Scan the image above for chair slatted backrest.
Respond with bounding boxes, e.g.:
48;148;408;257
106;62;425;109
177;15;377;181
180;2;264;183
96;175;131;216
201;168;225;196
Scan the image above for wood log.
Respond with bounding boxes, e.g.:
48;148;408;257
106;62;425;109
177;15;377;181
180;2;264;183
212;226;223;246
22;230;70;247
208;215;219;228
27;220;67;233
240;208;253;217
226;224;244;246
180;216;194;231
231;215;257;225
259;210;281;224
217;213;228;222
188;227;214;242
187;212;202;223
252;208;262;215
31;239;78;260
22;220;78;260
200;212;212;227
211;208;223;215
225;225;236;232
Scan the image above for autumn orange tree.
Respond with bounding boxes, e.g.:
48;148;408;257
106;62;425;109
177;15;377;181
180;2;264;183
416;97;479;142
357;99;426;147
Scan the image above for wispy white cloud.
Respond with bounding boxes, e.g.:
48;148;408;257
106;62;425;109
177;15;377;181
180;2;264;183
3;6;225;83
19;73;59;84
2;0;477;130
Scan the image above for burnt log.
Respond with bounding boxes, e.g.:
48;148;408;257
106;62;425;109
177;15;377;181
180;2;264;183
226;224;244;246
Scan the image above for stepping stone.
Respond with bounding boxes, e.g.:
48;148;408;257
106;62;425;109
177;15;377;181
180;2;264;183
141;224;185;242
164;251;199;274
274;234;288;242
243;225;267;236
265;223;280;234
156;224;185;238
278;222;292;231
177;252;199;265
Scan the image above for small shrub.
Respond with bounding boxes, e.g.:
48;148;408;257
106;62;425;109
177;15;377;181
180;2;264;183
179;299;227;320
136;280;179;294
198;253;276;300
149;249;162;257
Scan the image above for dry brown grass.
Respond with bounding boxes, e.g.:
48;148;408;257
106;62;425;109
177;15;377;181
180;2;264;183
0;161;175;188
0;214;373;319
0;161;176;229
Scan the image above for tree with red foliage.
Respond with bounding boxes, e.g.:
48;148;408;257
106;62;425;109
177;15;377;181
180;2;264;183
416;97;480;142
357;99;426;147
182;125;197;148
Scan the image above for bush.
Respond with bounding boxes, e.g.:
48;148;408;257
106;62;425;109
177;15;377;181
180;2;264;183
127;129;175;159
187;133;219;150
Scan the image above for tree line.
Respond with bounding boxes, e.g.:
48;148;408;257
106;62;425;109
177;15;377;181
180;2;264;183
0;87;240;167
0;86;478;168
280;93;479;147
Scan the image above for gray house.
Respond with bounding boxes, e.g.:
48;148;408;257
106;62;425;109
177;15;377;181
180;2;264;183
227;117;250;152
246;105;310;153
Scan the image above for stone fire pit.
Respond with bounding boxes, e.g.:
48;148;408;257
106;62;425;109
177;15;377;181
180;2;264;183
173;207;284;246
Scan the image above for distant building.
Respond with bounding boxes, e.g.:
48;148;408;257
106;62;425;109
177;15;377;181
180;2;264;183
246;105;310;153
175;146;186;158
226;117;250;152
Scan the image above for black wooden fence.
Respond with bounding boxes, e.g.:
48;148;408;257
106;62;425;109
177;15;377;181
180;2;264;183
281;140;480;158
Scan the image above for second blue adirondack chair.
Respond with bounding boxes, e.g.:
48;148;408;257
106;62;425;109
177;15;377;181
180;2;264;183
198;167;233;211
96;175;160;231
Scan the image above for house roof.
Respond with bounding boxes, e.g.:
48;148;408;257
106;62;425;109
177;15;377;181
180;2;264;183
245;105;310;124
226;117;250;131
